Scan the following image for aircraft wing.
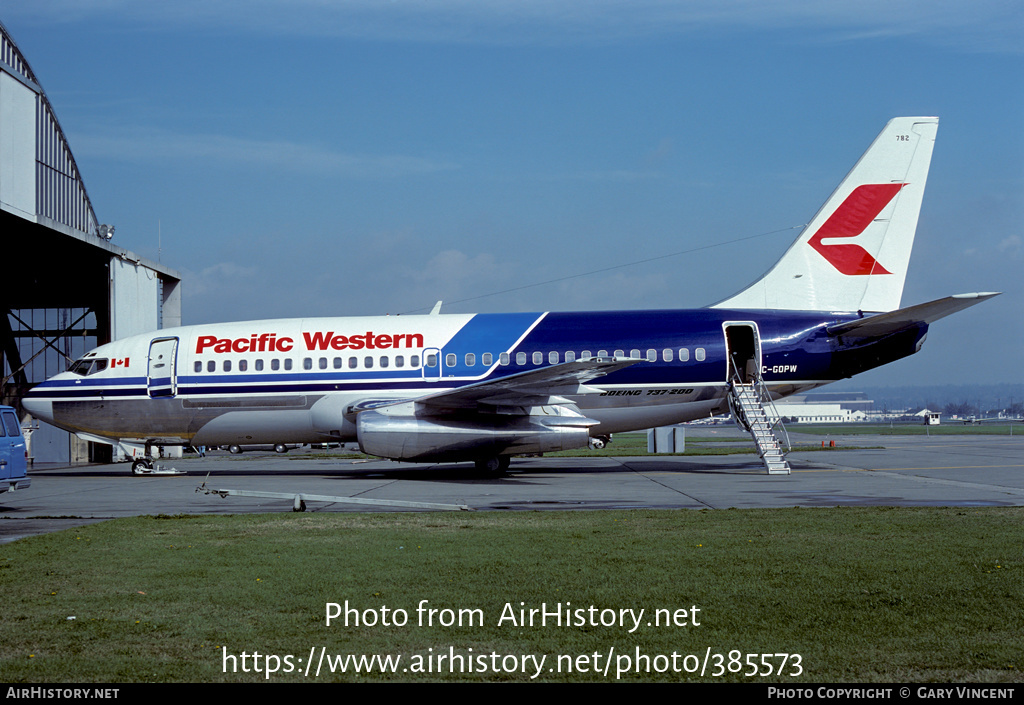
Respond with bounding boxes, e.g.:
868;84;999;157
412;357;642;411
827;292;1000;339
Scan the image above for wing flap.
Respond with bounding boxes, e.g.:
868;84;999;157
410;357;642;412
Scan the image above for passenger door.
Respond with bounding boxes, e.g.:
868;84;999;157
422;347;442;382
147;337;179;398
723;322;762;384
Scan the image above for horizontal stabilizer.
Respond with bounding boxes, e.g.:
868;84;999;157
827;292;1000;339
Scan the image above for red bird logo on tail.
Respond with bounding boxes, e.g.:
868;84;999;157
808;183;906;275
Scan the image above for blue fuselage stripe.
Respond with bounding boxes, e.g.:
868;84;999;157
26;309;863;401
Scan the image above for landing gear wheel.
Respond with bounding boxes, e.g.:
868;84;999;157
131;459;153;475
475;456;511;475
274;444;288;454
228;445;242;454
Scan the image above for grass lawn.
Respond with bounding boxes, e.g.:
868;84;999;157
1;508;1021;682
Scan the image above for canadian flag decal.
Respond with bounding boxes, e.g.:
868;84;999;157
808;183;906;275
111;358;130;368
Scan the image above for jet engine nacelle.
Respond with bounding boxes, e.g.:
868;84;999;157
356;408;593;462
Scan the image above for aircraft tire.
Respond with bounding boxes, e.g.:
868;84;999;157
274;444;288;454
131;459;152;475
475;456;510;475
228;445;242;454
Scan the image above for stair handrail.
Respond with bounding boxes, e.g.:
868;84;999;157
727;368;751;432
751;373;792;452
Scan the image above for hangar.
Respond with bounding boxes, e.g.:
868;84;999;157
1;21;181;463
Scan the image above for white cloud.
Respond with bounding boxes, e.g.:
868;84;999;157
10;0;1023;52
183;261;259;297
70;128;460;177
997;235;1021;255
399;249;506;310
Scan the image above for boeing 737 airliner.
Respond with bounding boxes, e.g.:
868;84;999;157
23;117;998;474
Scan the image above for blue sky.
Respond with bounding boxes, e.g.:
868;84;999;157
3;1;1022;386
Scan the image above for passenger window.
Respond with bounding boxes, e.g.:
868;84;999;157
349;357;358;369
194;361;202;373
663;349;673;362
271;359;280;371
614;349;624;358
466;353;475;366
646;349;657;361
549;351;559;364
239;360;248;372
364;356;374;369
380;356;389;368
395;355;405;368
532;352;543;365
516;352;527;365
223;360;232;372
446;353;456;368
410;355;420;368
284;359;293;371
565;351;576;362
334;357;343;369
319;357;328;370
256;359;264;371
696;348;706;361
598;350;608;358
581;350;592;360
303;358;313;370
482;353;492;366
426;354;437;368
499;352;509;365
207;360;216;372
679;348;689;362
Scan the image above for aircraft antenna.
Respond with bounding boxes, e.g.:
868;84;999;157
401;223;805;314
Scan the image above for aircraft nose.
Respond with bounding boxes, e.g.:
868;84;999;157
22;393;53;424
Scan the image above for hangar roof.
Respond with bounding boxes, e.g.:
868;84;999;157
0;20;178;281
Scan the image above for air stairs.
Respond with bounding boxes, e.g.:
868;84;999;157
728;373;791;475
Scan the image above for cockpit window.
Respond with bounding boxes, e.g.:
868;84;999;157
68;359;109;376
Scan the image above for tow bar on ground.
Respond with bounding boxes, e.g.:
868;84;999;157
195;483;471;512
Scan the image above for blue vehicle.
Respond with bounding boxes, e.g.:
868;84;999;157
0;406;30;494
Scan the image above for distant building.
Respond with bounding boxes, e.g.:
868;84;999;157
772;392;872;423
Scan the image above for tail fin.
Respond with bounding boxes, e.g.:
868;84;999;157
712;117;939;313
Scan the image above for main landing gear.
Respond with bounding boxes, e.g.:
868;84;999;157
474;456;511;475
